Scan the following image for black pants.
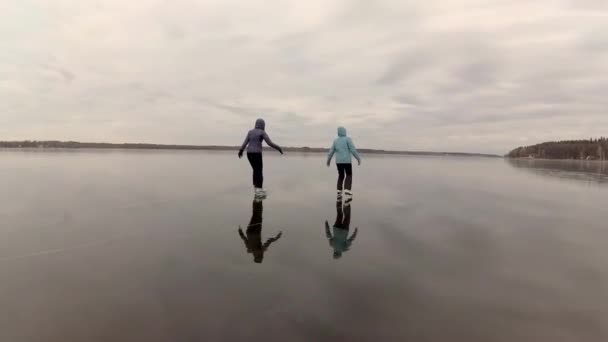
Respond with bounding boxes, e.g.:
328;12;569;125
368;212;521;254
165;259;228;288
334;200;351;229
247;153;264;188
337;163;353;191
246;200;264;263
249;200;263;228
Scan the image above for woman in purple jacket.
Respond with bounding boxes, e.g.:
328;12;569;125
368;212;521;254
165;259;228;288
238;118;283;197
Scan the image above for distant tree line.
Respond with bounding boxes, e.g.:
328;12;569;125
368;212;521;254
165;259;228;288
0;140;501;158
507;138;608;160
0;140;236;150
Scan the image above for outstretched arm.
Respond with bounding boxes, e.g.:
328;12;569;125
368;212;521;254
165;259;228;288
238;226;251;251
348;227;358;243
325;221;333;238
347;138;361;165
263;133;283;154
344;228;358;251
326;221;335;247
239;133;250;158
327;142;336;166
263;231;283;250
238;226;247;243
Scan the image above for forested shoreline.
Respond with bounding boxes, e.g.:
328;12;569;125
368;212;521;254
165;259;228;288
507;138;608;160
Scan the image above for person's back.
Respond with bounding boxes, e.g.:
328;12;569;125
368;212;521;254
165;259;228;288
243;119;281;154
327;127;361;198
239;118;283;196
331;127;360;164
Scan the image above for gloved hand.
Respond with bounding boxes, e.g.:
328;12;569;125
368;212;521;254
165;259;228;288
357;159;362;166
326;160;331;167
279;148;284;155
238;150;243;159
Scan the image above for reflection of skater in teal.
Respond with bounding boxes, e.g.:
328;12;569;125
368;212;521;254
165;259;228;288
238;199;282;264
325;200;358;260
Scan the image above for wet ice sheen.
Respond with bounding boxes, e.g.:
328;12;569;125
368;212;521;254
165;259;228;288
1;150;607;341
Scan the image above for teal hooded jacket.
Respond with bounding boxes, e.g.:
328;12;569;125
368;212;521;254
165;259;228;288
327;127;361;165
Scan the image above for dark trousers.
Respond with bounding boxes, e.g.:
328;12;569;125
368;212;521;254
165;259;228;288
334;200;351;229
247;153;264;188
337;163;353;191
249;200;263;228
246;200;264;263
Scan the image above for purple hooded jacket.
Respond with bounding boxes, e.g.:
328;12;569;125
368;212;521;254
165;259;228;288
240;119;282;154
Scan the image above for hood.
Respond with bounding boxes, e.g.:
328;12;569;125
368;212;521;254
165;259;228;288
337;126;347;137
255;118;266;130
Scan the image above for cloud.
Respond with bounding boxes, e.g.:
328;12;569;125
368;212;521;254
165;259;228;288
0;0;606;154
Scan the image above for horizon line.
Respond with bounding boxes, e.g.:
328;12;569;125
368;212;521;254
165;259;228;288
0;140;503;157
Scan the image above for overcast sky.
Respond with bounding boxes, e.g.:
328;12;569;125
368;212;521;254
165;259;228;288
1;0;606;154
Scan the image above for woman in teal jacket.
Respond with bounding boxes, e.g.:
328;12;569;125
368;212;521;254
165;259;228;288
327;127;361;199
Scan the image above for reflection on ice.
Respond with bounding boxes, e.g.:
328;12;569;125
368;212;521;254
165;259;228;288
238;199;282;264
326;200;358;260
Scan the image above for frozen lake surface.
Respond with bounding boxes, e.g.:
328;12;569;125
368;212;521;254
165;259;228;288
1;150;607;341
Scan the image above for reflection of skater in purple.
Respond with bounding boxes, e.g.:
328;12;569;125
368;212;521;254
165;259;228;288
325;200;358;260
238;199;282;264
